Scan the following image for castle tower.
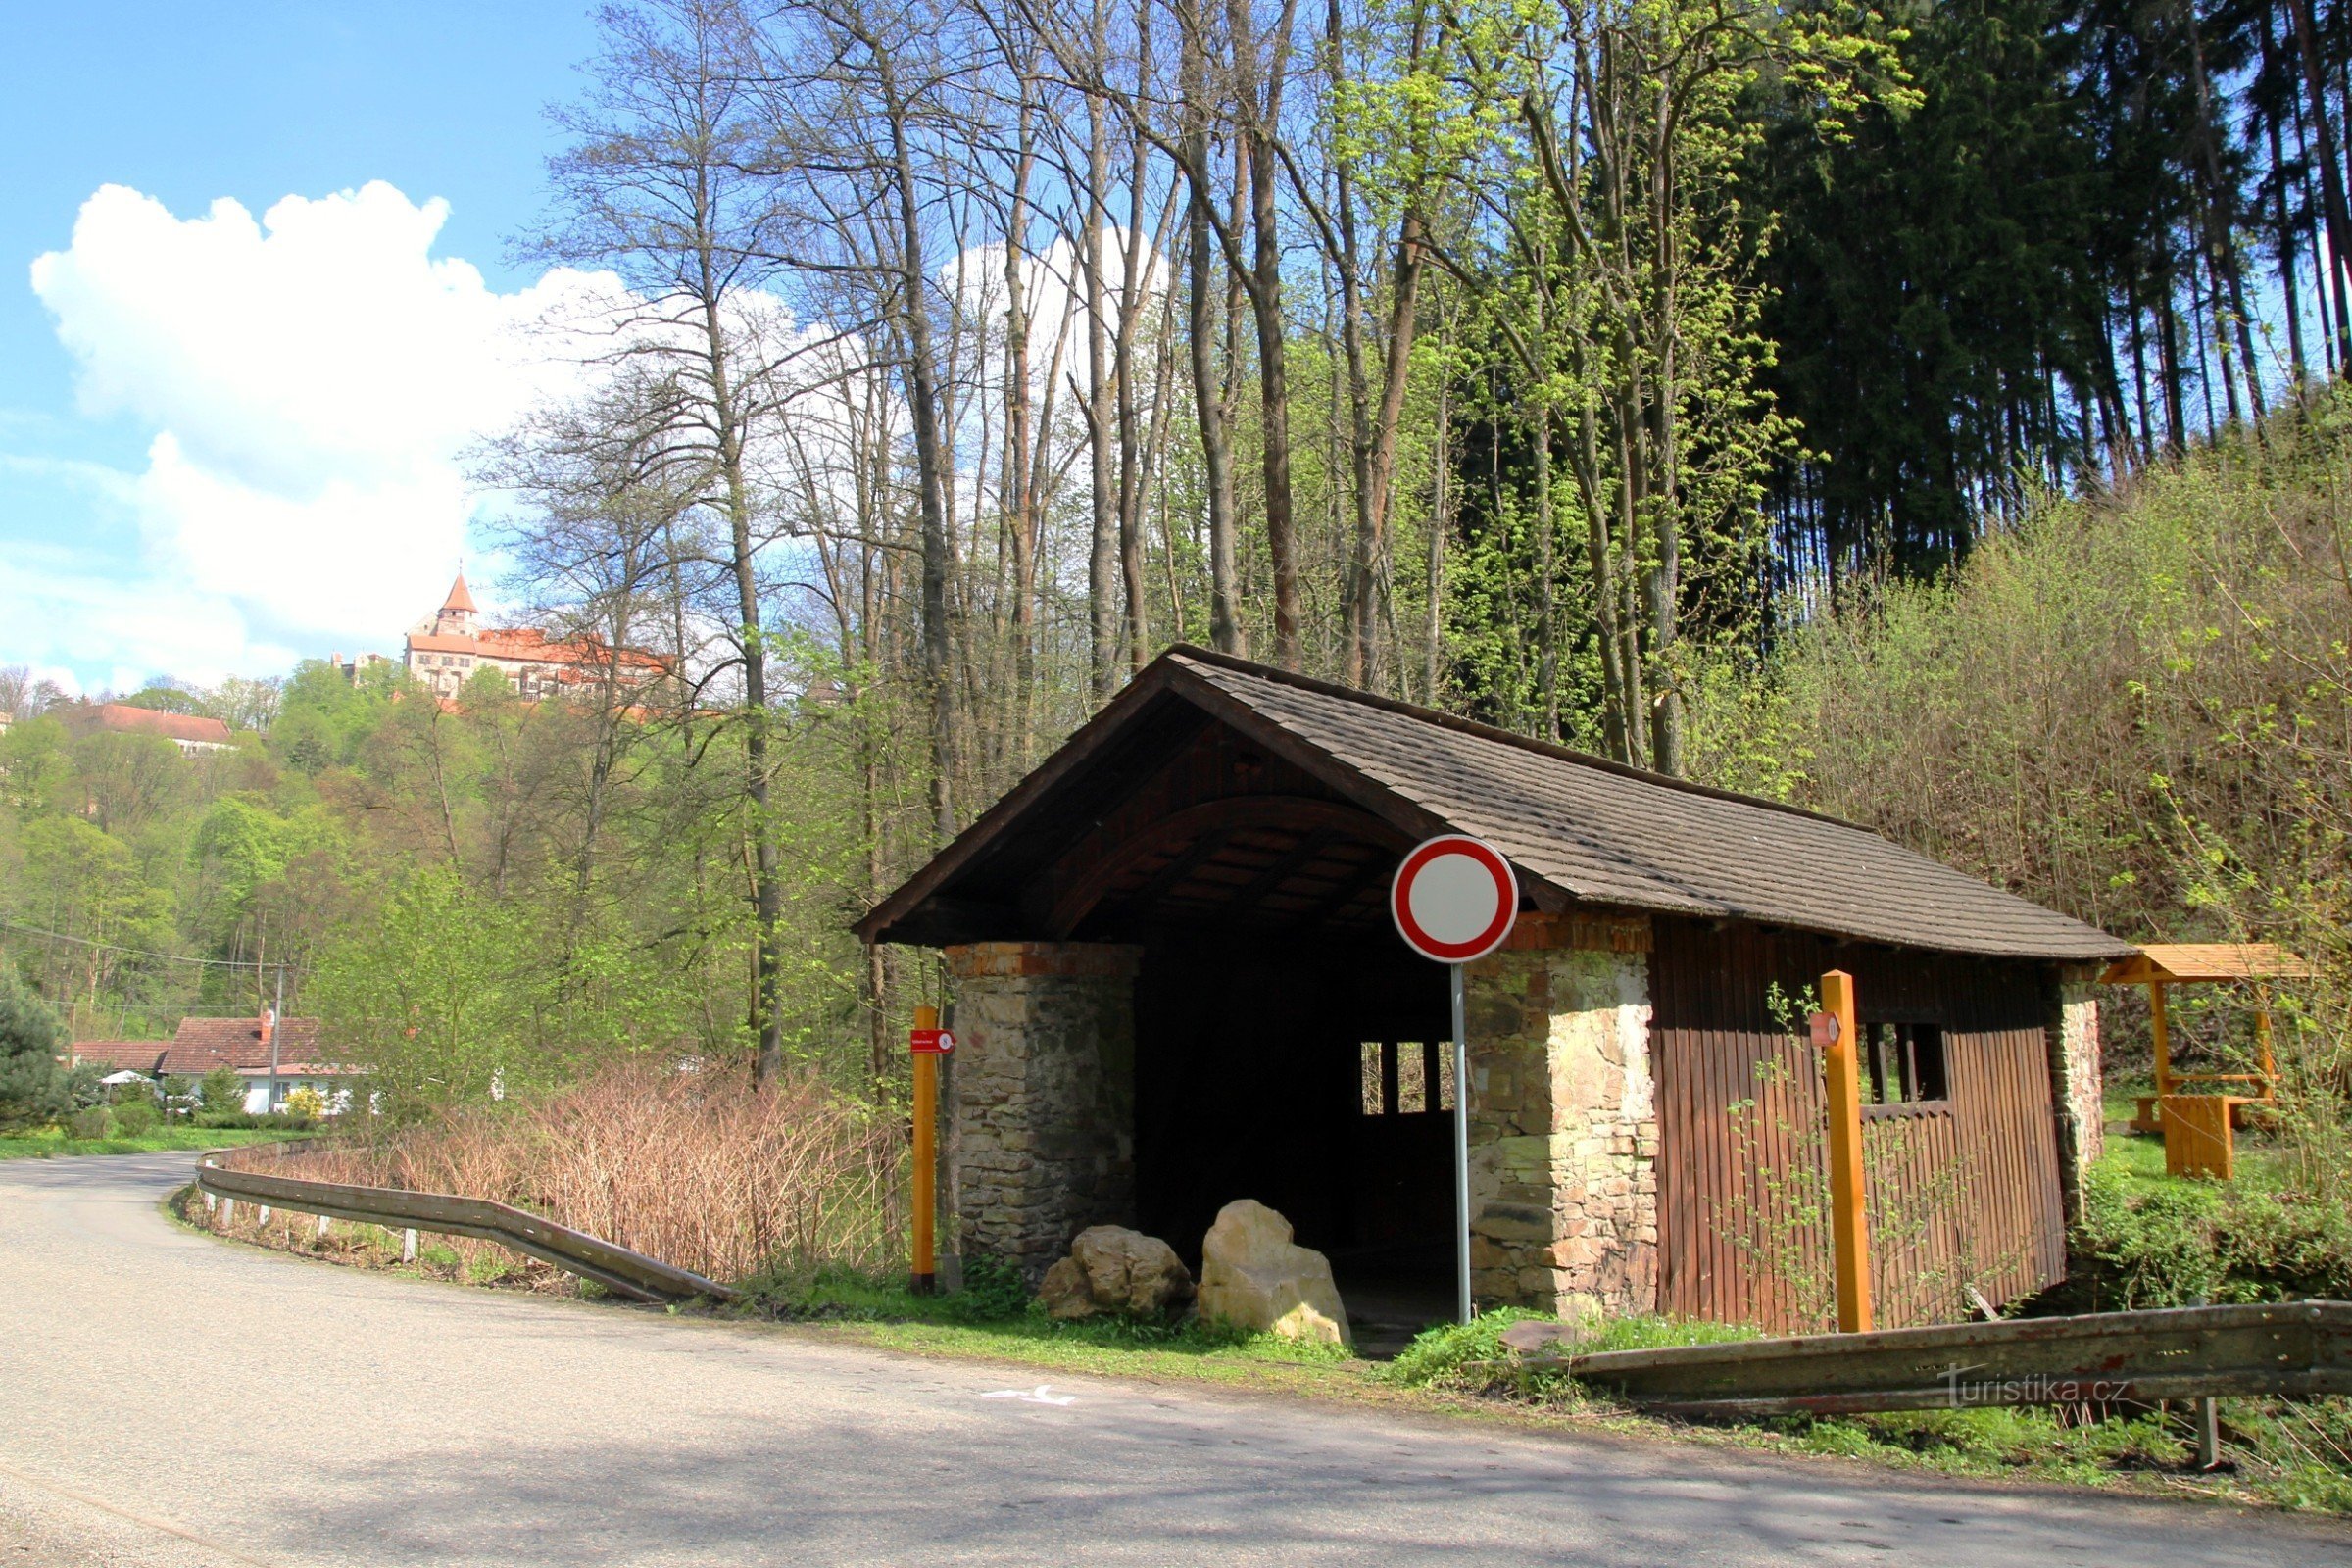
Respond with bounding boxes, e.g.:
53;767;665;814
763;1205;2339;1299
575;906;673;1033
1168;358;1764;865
433;572;478;638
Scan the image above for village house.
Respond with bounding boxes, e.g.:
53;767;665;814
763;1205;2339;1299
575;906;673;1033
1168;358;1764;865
58;703;234;755
400;574;669;702
68;1014;356;1114
858;646;2130;1335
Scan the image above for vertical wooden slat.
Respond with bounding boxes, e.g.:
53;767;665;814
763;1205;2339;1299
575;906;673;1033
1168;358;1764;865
1651;920;2071;1333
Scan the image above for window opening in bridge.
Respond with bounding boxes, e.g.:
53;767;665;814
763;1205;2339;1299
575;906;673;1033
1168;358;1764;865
1360;1042;1449;1114
1396;1043;1427;1113
1862;1022;1948;1106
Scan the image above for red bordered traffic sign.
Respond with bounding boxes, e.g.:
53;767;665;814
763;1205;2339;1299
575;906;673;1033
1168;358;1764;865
1390;835;1519;964
910;1027;956;1055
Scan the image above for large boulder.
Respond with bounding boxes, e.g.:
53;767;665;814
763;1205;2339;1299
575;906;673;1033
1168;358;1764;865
1037;1226;1195;1320
1195;1199;1353;1348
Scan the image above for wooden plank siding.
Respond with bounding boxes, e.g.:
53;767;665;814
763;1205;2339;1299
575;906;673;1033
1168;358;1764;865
1650;918;2068;1333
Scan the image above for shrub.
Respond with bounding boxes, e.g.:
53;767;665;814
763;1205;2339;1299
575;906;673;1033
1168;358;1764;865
199;1067;248;1116
160;1074;195;1118
1387;1311;1528;1389
2058;1162;2352;1310
1388;1310;1760;1392
282;1085;326;1120
215;1059;901;1286
0;970;80;1131
67;1105;112;1139
953;1254;1032;1321
112;1098;159;1136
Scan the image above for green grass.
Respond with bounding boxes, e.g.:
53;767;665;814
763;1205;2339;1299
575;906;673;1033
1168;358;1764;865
0;1125;309;1160
2098;1084;2286;1194
734;1261;1358;1387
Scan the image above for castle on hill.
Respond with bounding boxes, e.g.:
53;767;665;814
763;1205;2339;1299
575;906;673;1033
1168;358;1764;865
392;574;668;703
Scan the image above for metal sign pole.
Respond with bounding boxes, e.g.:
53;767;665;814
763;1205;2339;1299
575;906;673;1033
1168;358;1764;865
1452;961;1472;1325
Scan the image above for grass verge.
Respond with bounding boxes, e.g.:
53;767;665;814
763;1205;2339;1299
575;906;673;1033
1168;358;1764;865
1390;1311;2352;1513
1;1125;310;1160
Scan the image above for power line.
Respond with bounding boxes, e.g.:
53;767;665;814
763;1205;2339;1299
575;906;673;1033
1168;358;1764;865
0;915;289;972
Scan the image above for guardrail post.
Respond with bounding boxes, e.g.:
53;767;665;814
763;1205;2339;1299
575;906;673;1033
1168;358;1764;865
1820;969;1873;1335
403;1228;417;1263
2196;1396;2223;1469
318;1214;330;1240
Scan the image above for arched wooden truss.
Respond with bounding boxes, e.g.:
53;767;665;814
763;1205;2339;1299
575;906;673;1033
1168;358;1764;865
1045;795;1414;938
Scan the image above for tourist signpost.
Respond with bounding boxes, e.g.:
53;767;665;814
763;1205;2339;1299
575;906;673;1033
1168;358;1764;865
910;1005;955;1294
1390;835;1519;1324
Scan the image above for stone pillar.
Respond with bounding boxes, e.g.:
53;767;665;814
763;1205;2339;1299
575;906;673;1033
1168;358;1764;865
943;942;1141;1281
1462;912;1657;1317
2046;962;2106;1219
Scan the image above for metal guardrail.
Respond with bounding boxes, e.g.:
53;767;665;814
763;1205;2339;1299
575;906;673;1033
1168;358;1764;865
196;1143;736;1305
1505;1300;2352;1417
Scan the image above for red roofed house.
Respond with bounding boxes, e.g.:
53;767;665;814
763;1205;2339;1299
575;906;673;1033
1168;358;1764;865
404;573;670;703
66;1015;357;1113
62;704;234;755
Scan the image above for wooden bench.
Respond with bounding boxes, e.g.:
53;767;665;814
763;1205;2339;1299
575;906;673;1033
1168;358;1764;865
2163;1094;2254;1180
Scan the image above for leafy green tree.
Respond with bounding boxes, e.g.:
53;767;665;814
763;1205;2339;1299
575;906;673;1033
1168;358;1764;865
116;684;207;717
0;968;82;1130
199;1066;249;1117
1425;0;1911;769
13;816;174;1028
65;729;188;834
0;716;71;812
270;660;399;775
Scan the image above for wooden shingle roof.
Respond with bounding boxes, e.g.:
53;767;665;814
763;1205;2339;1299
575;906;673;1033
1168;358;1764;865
2101;944;2313;985
859;647;2132;961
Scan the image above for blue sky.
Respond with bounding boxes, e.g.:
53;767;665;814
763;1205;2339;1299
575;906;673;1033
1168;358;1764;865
1;3;603;693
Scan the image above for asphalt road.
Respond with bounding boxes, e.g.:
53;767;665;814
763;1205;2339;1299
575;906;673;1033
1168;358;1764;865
3;1153;2347;1567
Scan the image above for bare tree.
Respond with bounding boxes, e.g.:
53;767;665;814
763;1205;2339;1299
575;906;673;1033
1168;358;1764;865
534;0;806;1079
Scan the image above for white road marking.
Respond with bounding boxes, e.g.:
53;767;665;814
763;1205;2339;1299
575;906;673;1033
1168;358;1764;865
982;1385;1076;1405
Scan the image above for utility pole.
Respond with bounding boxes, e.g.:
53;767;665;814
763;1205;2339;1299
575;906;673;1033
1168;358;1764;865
268;962;284;1113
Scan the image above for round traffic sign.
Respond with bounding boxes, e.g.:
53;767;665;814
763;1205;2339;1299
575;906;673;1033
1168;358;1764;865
1391;835;1519;963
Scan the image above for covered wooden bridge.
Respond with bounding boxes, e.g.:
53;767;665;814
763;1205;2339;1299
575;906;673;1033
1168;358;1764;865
858;648;2131;1332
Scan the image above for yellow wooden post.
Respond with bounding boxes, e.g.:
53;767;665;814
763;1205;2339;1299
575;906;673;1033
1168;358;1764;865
1820;969;1873;1335
2149;980;2173;1101
2254;988;2278;1102
911;1003;939;1294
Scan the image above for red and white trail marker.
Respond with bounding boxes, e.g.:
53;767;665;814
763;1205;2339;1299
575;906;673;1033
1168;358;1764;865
910;1027;956;1055
1390;835;1519;965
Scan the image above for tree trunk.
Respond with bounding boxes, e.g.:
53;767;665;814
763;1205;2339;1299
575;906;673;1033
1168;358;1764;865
1084;71;1120;695
1179;8;1243;655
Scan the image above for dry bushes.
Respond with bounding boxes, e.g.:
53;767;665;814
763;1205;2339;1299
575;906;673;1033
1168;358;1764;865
216;1060;904;1287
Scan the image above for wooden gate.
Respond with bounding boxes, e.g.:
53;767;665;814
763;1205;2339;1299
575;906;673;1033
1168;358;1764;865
1650;920;2067;1333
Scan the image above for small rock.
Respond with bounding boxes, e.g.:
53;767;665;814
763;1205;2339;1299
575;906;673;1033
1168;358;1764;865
1498;1304;1589;1356
1039;1226;1194;1320
1195;1199;1352;1348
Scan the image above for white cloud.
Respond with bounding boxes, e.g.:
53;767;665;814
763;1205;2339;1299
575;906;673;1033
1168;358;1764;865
12;181;622;682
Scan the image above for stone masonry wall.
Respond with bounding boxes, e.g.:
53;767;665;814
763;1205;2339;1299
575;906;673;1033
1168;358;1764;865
944;942;1141;1281
2047;963;2106;1219
1463;913;1657;1317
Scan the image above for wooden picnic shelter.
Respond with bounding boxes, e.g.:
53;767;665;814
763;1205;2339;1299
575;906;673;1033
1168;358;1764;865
2102;943;2313;1177
858;647;2132;1332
